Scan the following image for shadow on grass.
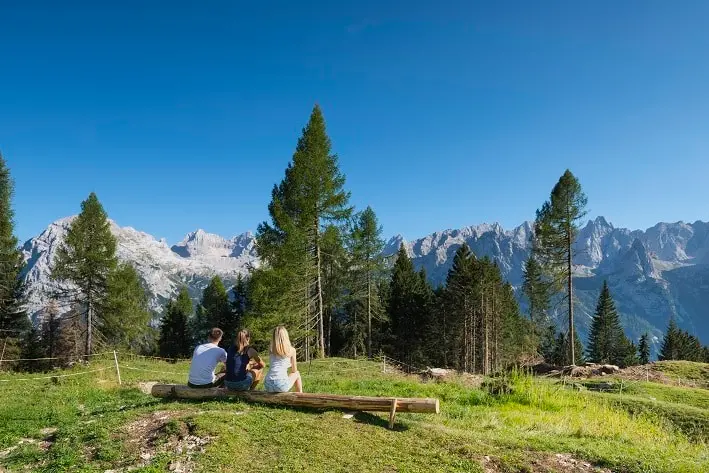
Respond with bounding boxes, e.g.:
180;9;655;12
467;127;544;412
156;396;409;430
354;411;410;431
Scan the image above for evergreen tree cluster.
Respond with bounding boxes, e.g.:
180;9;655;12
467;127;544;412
659;318;708;362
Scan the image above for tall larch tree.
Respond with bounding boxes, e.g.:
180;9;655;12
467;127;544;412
52;193;117;356
255;105;352;358
534;170;588;365
0;154;28;336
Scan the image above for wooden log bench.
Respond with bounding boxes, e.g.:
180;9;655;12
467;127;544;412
151;384;440;429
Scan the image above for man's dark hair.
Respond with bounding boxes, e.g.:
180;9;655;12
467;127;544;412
207;328;223;342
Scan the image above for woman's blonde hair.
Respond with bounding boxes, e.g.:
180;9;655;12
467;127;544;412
270;325;293;357
236;329;250;354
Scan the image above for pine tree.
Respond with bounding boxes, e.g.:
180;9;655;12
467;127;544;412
388;244;429;367
159;287;193;359
41;299;61;361
442;244;476;371
659;318;680;361
522;253;550;327
254;105;352;358
638;333;651;364
587;281;629;365
231;274;248;327
0;154;28;335
51;193;117;356
199;276;234;346
617;338;639;368
534;170;588;365
539;324;559;364
702;345;709;363
17;326;47;372
102;263;150;350
348;207;386;358
677;330;703;362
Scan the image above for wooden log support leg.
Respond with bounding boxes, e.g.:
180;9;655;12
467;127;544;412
388;398;398;429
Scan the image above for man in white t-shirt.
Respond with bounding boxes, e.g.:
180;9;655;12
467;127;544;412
187;328;228;388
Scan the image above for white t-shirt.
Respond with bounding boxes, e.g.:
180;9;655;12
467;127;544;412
188;343;227;386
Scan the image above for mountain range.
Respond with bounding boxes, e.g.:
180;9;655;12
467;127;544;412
20;217;709;351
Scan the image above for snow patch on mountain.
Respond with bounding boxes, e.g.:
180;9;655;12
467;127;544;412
21;218;258;319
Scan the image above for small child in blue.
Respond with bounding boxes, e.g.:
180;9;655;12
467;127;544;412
264;325;303;393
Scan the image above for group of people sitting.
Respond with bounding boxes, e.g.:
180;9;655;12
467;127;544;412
187;325;304;393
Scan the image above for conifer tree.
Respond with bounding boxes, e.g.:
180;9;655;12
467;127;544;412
676;330;703;362
41;299;61;360
522;253;550;327
638;333;651;365
659;318;680;361
0;154;28;335
19;326;46;372
388;244;429;366
102;263;150;350
254;105;352;358
587;281;629;365
199;276;234;346
159;287;193;358
52;193;117;356
534;170;587;365
539;324;559;364
348;207;386;358
231;274;249;326
442;244;476;370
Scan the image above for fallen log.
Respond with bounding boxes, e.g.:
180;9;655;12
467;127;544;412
151;384;439;415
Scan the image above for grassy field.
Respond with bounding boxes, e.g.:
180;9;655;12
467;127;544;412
0;356;708;472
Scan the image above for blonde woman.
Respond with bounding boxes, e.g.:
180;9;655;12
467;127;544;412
264;325;303;393
224;329;264;391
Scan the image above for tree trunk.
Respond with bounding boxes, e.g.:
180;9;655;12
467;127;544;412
567;223;575;366
353;308;357;358
367;272;372;359
86;302;93;357
152;384;440;414
315;222;325;358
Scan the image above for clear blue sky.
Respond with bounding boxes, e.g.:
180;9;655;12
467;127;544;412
2;1;708;244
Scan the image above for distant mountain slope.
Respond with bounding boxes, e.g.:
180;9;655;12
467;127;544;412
385;218;709;347
21;217;709;349
20;218;258;321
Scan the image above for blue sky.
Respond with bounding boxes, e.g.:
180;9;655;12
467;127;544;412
2;1;708;244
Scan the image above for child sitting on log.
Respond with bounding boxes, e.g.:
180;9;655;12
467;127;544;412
224;329;265;391
264;325;303;393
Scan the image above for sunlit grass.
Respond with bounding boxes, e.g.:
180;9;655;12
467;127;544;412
0;357;707;472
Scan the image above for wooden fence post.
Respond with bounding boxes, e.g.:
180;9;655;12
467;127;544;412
113;351;122;385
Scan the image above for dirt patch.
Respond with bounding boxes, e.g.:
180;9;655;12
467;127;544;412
118;410;211;472
0;428;58;459
137;382;157;395
482;453;612;473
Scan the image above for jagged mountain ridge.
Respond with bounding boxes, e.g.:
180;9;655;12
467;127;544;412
21;217;709;347
385;217;709;347
20;217;258;321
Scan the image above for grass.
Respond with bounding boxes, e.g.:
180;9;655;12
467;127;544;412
652;361;709;387
0;355;707;472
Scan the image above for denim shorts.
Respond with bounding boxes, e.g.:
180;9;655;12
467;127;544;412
264;376;293;393
224;372;253;391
